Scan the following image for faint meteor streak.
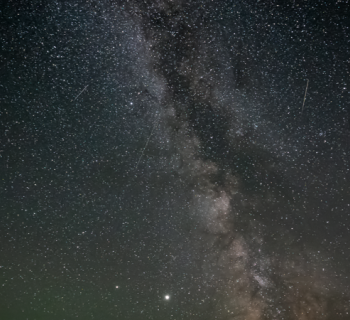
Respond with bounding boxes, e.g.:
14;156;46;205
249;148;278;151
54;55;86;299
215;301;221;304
72;85;89;102
301;79;309;113
135;114;159;169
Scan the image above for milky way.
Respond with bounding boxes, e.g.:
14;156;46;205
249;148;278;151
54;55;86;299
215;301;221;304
1;0;350;319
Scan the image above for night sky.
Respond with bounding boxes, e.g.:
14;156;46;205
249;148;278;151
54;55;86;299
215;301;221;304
1;0;350;319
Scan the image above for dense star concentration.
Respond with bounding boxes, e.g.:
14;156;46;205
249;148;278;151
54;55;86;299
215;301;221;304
1;0;350;319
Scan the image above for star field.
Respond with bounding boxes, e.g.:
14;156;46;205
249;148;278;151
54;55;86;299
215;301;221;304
1;0;350;319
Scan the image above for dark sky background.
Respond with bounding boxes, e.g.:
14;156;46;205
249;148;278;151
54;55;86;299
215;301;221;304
1;0;350;319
